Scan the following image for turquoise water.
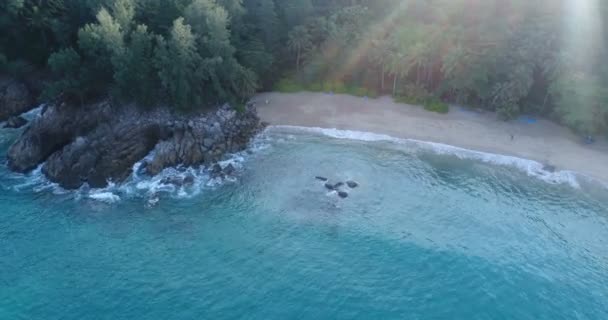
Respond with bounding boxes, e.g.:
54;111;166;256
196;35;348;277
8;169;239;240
1;125;608;319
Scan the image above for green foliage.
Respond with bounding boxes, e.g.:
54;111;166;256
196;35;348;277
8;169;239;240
396;84;430;105
155;17;203;110
281;0;313;30
274;78;303;93
3;0;608;134
287;26;312;71
77;7;125;93
0;54;7;71
423;99;449;114
112;24;159;106
551;73;608;134
111;0;135;31
246;0;279;50
274;76;378;98
496;104;520;121
43;48;84;101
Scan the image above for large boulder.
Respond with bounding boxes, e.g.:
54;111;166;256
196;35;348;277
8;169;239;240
143;104;262;176
144;126;206;176
42;121;163;189
0;76;34;122
7;100;113;172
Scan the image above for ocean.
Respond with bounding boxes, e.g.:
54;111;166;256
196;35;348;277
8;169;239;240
1;125;607;319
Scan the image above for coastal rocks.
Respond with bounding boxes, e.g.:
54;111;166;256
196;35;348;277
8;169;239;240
210;163;236;179
223;163;236;176
7;99;262;189
161;174;195;187
42;121;163;188
319;177;358;199
3;116;27;129
143;104;261;176
8;100;114;173
0;76;34;122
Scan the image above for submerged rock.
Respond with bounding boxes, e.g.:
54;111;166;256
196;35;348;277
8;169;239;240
161;174;195;187
183;174;195;185
346;180;359;188
325;182;335;190
3;116;27;129
338;191;349;199
543;164;556;173
210;163;224;179
223;163;236;176
334;182;344;189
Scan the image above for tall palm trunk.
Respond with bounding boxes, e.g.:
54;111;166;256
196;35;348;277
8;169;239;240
381;65;385;92
296;48;301;73
393;74;398;96
542;90;550;110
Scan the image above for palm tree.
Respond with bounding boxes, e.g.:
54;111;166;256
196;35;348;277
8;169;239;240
370;38;390;92
287;26;312;73
408;43;429;86
388;50;409;97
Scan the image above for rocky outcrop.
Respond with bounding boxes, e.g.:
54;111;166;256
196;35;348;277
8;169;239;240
42;120;163;189
0;76;34;122
7;99;262;189
8;100;114;172
144;106;260;176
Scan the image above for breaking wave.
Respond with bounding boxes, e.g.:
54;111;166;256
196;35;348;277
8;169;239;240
266;125;606;190
3;125;606;204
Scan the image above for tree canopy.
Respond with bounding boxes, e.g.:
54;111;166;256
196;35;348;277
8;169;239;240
1;0;608;135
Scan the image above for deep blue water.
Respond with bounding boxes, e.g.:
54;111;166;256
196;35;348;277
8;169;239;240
1;126;608;320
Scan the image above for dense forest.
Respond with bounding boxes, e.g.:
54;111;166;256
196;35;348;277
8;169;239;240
1;0;608;135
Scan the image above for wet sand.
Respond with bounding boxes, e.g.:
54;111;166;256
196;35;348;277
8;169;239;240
255;92;608;183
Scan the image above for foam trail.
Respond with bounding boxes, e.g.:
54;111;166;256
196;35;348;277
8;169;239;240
0;132;274;203
21;105;44;120
266;125;592;189
88;192;121;203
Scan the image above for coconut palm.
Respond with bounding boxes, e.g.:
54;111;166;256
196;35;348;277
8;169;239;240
287;26;312;73
370;38;391;92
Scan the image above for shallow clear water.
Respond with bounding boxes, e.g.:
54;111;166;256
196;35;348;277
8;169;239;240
1;126;608;320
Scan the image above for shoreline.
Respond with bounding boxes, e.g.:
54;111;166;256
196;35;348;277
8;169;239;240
255;92;608;184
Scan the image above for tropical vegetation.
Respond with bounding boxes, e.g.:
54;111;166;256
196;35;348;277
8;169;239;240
1;0;608;135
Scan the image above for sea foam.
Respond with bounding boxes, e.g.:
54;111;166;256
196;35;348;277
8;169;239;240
4;124;602;203
3;132;273;203
265;125;594;189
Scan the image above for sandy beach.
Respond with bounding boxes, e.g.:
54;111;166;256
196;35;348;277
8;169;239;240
254;92;608;183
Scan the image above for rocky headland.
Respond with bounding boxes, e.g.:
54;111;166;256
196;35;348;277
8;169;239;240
2;77;264;189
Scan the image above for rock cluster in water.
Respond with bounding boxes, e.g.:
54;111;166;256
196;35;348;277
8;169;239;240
7;98;264;189
319;177;359;199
